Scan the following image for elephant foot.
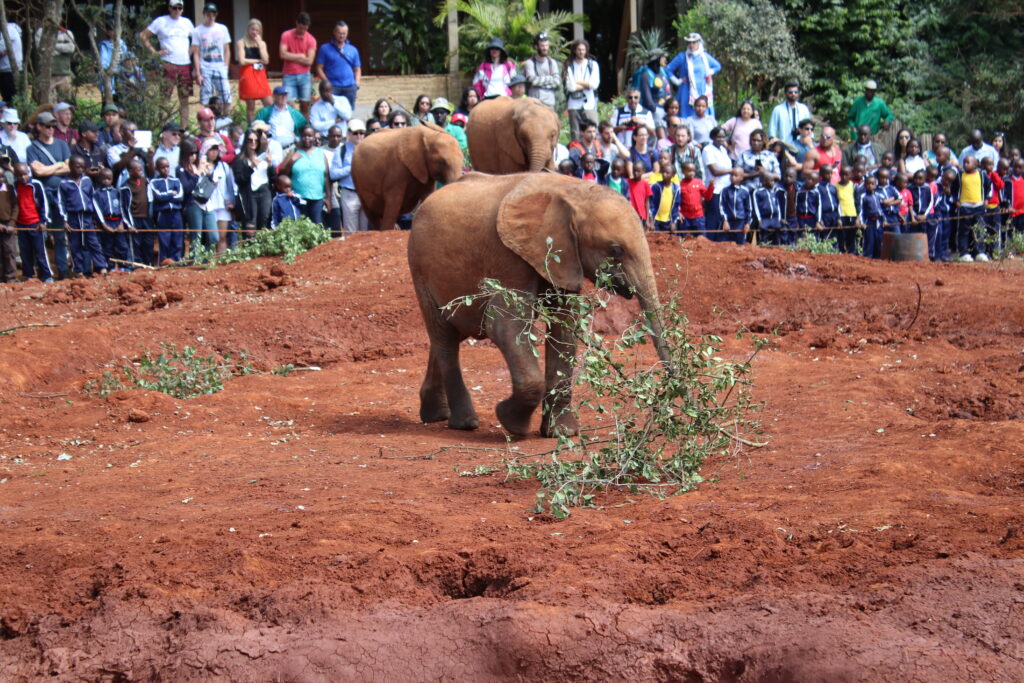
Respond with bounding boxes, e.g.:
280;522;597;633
448;412;480;430
496;397;537;437
419;401;450;424
541;411;579;438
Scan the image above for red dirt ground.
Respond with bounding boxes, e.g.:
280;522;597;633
1;233;1022;681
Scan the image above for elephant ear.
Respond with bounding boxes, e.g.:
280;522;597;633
497;177;583;292
398;129;431;185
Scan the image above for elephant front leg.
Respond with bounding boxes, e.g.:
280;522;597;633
540;304;579;438
488;312;545;437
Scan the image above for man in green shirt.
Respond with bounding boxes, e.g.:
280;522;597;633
847;79;894;137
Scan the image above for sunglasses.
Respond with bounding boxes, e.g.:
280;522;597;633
786;89;799;95
351;131;365;136
198;117;213;122
392;121;407;127
627;95;640;100
40;123;56;128
821;134;833;139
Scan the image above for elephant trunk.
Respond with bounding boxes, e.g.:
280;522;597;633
527;141;551;172
629;265;672;366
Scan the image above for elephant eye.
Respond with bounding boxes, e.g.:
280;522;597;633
609;245;625;259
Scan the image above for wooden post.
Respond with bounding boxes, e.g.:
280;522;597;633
447;5;459;100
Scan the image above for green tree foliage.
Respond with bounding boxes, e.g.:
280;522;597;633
370;0;446;75
434;0;586;76
673;0;808;119
778;0;926;136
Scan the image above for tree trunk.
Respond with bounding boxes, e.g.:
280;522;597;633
33;0;63;105
70;0;123;105
0;0;19;76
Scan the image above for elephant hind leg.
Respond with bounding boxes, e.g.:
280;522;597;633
488;314;545;437
419;345;450;423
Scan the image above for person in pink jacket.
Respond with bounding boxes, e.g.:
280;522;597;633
472;38;517;99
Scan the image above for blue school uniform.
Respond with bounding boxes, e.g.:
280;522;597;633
149;176;185;262
56;176;107;275
271;193;306;228
877;183;902;231
93;185;134;270
752;186;783;245
648;180;681;232
931;187;955;262
776;185;795;245
816;180;840;241
858;188;886;259
719;184;752;245
795;186;822;234
15;179;53;281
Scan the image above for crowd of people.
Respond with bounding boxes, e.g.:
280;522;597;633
0;5;1022;284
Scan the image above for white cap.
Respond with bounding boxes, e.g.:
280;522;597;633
348;119;366;132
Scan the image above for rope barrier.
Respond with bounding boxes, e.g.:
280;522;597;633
6;207;1016;233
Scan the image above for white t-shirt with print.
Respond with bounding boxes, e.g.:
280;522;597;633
192;22;231;66
147;14;194;66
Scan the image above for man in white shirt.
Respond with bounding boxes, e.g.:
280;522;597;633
0;108;29;162
768;80;812;146
309;79;352;138
139;0;195;126
701;126;733;241
191;2;231;107
612;88;654;148
564;39;600;142
151;122;183;172
0;22;22;103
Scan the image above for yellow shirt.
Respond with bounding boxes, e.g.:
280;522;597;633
960;171;983;207
655;181;675;222
837;181;857;217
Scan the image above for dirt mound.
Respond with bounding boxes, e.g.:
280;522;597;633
1;232;1022;680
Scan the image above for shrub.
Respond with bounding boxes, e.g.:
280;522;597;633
446;265;766;518
84;343;256;399
786;233;840;254
187;217;331;267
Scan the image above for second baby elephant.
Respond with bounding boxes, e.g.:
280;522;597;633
408;173;671;438
352;123;464;230
465;96;560;174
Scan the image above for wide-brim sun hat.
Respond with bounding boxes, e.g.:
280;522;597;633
485;37;507;61
1;109;20;124
430;97;452;113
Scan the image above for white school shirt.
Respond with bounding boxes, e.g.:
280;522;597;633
146;15;194;66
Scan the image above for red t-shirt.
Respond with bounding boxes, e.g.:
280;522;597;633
678;177;713;219
988;171;1005;208
16;183;41;226
628;178;652;220
899;187;912;216
280;29;317;75
1009;175;1024;217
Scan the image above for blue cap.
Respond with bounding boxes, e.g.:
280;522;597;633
273;85;288;96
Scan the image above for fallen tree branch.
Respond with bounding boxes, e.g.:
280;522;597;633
0;323;61;335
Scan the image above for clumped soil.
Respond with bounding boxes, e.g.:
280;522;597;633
1;234;1022;682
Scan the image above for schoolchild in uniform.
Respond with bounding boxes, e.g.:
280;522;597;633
92;167;134;271
875;168;902;233
720;166;752;245
817;163;840;243
780;166;799;245
125;160;153;265
752;170;783;246
835;165;859;254
857;175;886;259
271;175;305;228
907;169;934;257
605;158;629;198
893;172;912;227
13;163;53;281
1006;159;1024;237
648;153;681;232
57;156;107;276
676;161;714;238
930;170;957;262
952;156;992;261
627;160;653;228
149;157;185;263
981;156;1006;251
795;169;823;236
0;161;18;282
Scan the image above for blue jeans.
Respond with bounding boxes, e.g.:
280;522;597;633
283;72;312;102
302;198;324;225
184;201;218;254
332;84;358;109
324;205;342;237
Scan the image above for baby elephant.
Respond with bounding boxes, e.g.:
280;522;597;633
408;172;670;438
352;123;464;230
